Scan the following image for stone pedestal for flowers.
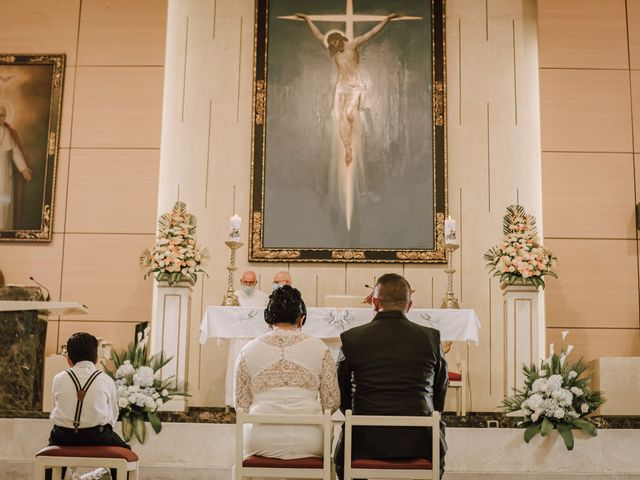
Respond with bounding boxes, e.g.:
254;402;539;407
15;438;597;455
503;283;545;395
151;278;194;412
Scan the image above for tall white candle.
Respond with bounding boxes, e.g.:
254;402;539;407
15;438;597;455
230;214;241;240
444;216;457;244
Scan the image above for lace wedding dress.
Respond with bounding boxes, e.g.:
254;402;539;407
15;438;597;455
234;329;339;459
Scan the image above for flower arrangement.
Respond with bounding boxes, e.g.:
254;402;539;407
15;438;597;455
484;204;557;289
104;330;188;443
140;201;209;286
501;332;605;450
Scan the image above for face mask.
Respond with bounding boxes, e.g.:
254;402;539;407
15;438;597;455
272;283;282;292
242;285;255;295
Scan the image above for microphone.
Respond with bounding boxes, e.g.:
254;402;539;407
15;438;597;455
365;284;373;289
29;276;51;301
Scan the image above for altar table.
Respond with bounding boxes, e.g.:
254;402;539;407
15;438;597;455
199;306;480;344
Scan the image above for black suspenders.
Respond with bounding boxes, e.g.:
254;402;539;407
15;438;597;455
65;369;102;432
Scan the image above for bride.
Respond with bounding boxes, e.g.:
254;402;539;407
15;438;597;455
234;285;339;459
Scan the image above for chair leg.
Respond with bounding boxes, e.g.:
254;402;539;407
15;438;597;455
456;387;462;416
51;467;63;480
33;461;46;480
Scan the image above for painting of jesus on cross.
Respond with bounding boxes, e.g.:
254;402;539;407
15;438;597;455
250;0;447;263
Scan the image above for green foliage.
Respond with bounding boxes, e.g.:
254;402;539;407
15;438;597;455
501;335;605;450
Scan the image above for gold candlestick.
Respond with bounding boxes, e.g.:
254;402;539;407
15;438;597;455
441;243;460;309
222;240;243;306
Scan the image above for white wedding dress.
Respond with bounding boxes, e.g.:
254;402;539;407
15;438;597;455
234;329;339;459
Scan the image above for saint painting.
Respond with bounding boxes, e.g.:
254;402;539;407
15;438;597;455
0;55;64;242
250;0;446;263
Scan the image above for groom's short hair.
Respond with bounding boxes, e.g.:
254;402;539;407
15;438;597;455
375;273;411;310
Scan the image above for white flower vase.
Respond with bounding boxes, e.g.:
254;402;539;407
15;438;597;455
503;283;545;395
150;277;194;412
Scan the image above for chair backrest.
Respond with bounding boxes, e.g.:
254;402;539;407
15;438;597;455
344;409;440;480
235;409;333;480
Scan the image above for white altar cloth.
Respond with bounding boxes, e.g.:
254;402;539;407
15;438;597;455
199;306;480;344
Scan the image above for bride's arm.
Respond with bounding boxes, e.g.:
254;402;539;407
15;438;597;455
319;349;340;413
234;355;253;411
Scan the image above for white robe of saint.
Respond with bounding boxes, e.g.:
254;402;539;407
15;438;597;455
224;287;270;406
0;125;28;230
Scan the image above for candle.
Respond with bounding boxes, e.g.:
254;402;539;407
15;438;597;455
444;216;457;244
230;214;241;240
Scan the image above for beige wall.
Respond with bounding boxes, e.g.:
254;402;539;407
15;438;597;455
538;0;640;360
160;0;542;411
0;0;167;355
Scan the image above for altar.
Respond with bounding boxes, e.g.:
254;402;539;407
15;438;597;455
199;306;480;344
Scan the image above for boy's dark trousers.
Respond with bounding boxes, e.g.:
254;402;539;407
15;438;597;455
45;424;130;480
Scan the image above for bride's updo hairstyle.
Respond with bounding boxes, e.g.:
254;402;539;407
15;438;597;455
264;285;307;326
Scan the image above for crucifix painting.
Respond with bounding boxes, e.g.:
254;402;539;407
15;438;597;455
250;0;446;263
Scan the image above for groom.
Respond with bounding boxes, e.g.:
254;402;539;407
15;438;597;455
334;273;449;478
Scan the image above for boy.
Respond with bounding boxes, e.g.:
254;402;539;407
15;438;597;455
48;332;129;479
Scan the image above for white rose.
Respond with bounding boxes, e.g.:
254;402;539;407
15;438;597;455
568;370;578;380
161;389;169;397
118;397;129;408
144;396;158;412
547;375;563;392
133;366;155;388
115;361;136;379
570;387;583;397
156;398;164;407
581;403;589;414
553;408;565;419
532;378;548;393
531;411;540;422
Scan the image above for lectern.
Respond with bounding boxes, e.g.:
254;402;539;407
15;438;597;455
0;286;87;411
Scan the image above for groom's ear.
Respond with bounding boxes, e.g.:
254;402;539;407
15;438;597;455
372;297;382;312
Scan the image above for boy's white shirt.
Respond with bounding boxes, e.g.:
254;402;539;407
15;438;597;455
49;360;119;429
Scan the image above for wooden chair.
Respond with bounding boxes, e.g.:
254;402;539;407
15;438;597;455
448;360;467;416
344;410;440;480
235;409;333;480
33;445;139;480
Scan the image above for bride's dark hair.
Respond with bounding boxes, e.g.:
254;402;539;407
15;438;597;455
264;285;307;326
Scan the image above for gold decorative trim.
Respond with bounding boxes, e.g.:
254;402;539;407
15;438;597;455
331;250;365;260
396;213;446;261
16;205;51;240
255;80;265;125
251;212;301;259
47;132;56;155
434;80;444;126
0;55;16;63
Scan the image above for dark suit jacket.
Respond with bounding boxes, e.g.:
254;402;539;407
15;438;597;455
334;310;448;464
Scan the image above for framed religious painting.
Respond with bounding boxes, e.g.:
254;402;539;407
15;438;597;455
249;0;446;263
0;54;65;242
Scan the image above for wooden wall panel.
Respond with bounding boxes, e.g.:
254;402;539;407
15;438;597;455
539;0;640;372
72;67;164;148
537;0;629;69
0;234;64;300
628;0;640;70
632;71;640;153
0;0;81;64
60;234;155;322
542;153;636;239
65;149;160;234
540;69;632;153
547;328;640;362
77;0;168;66
545;239;639;328
52;149;70;234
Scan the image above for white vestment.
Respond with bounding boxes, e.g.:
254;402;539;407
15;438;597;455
0;125;28;230
224;288;269;406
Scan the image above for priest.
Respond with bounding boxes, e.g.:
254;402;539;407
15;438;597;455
225;270;269;406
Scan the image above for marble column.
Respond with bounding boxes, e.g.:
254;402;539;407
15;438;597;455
0;286;47;411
